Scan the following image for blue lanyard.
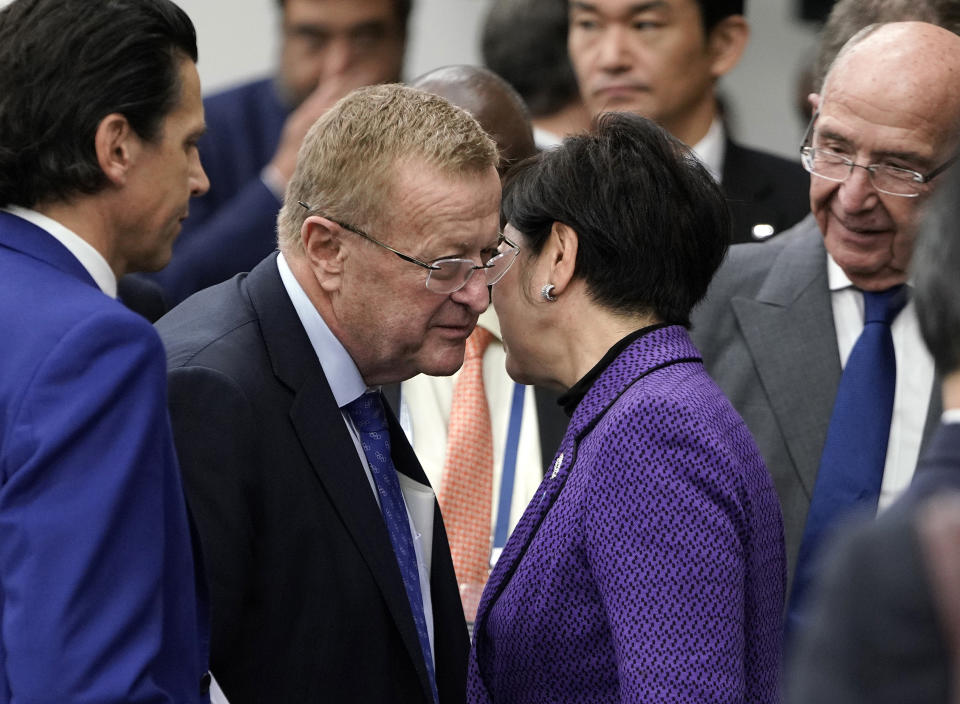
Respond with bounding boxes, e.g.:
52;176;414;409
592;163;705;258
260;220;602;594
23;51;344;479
493;382;526;550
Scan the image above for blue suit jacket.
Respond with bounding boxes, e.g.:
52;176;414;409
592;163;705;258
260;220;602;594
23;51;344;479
0;212;208;703
150;78;288;304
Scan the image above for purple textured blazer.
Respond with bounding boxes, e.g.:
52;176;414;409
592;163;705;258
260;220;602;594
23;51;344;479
467;325;786;703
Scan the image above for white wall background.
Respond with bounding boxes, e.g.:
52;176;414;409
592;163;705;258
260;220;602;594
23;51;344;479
1;0;822;159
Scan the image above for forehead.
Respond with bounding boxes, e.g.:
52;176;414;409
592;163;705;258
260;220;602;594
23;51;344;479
382;161;501;249
820;56;960;160
283;0;401;28
161;59;204;136
571;0;702;24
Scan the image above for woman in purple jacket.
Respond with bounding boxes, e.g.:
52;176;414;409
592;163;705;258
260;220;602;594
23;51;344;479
467;113;786;703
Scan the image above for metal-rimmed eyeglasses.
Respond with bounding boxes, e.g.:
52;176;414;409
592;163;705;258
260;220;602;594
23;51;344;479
799;110;956;198
298;200;519;294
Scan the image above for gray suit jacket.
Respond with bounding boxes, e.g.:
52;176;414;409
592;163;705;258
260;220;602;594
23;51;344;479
690;214;941;590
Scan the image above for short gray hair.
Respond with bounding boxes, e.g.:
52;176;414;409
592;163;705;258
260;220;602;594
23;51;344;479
277;83;498;253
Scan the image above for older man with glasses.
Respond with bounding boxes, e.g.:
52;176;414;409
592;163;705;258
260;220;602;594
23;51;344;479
690;21;960;646
155;83;503;704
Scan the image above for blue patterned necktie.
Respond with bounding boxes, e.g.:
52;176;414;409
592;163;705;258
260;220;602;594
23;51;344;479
788;285;908;637
343;392;438;704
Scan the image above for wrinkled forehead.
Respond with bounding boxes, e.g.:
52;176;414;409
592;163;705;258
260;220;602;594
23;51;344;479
822;41;960;154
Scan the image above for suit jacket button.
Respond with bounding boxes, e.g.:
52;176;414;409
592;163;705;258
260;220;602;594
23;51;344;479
200;671;212;695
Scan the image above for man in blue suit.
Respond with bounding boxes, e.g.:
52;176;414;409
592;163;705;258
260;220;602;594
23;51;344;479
0;1;211;701
152;0;410;304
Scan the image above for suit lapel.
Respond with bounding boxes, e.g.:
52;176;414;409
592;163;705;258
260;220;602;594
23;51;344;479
473;326;700;653
244;257;434;700
730;217;840;497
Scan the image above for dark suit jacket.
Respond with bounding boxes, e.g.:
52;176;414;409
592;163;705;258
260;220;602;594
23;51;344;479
0;212;207;702
722;139;810;244
156;253;469;704
690;214;941;590
151;78;287;304
118;274;168;322
786;422;960;704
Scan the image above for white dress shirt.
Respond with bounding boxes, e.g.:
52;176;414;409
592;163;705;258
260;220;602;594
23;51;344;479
827;254;935;510
690;118;727;185
3;205;117;297
943;409;960;425
399;308;546;564
276;253;435;658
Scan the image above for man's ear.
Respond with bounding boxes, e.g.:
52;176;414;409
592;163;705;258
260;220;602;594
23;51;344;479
301;216;346;292
542;221;579;297
707;15;749;80
95;113;137;186
808;92;821;114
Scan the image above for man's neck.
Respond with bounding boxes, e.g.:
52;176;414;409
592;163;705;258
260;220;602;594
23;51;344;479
943;369;960;413
34;198;118;277
532;101;592;141
663;94;719;149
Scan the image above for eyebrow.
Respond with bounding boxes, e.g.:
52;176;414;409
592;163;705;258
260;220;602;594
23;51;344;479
816;128;931;167
570;1;668;13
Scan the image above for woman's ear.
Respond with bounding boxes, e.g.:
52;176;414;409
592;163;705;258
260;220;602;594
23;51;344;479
543;221;579;297
301;216;346;293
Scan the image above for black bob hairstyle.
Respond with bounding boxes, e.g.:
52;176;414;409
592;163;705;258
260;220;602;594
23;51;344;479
501;111;731;328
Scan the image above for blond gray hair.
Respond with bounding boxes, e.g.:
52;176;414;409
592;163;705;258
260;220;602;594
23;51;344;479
277;83;499;252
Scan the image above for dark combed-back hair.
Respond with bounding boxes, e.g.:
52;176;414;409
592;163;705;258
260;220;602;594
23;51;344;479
694;0;745;33
502;112;731;327
275;0;414;32
0;0;198;207
914;167;960;375
482;0;580;118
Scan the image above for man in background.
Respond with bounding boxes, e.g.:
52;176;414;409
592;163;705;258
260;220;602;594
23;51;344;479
0;0;210;700
567;0;809;242
152;0;409;303
690;22;960;636
158;84;503;703
787;165;960;704
482;0;591;149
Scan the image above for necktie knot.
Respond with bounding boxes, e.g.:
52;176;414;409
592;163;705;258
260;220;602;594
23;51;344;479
344;391;388;433
465;326;494;362
863;285;907;325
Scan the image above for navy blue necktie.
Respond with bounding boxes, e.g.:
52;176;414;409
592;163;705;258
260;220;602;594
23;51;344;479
344;392;438;704
788;285;908;637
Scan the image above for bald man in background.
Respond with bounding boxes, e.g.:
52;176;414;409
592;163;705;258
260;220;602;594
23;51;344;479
691;22;960;638
397;66;568;625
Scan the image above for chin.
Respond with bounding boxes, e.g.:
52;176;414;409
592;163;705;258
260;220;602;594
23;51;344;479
417;347;467;377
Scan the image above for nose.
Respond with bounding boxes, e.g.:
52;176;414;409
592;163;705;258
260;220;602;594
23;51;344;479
450;268;490;315
596;25;632;73
836;163;879;213
191;152;210;197
322;36;354;78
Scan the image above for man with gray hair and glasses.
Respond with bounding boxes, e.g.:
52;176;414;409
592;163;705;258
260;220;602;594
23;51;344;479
156;83;507;703
690;21;960;644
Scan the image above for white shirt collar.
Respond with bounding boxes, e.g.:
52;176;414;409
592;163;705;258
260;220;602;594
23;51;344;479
276;252;370;407
942;409;960;425
690;118;726;184
826;252;854;292
3;205;117;297
827;250;916;292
